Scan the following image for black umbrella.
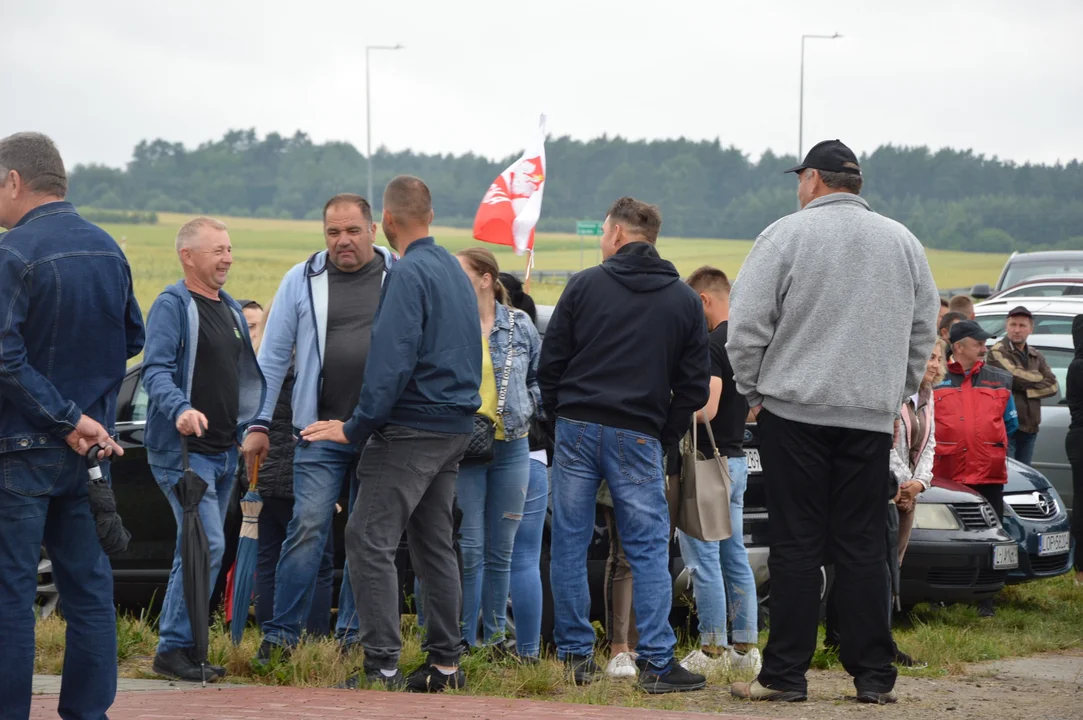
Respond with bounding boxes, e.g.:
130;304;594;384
85;444;131;556
176;436;212;685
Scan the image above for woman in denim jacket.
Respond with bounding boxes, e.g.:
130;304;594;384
455;248;542;649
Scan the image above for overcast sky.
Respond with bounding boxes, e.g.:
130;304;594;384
5;0;1081;170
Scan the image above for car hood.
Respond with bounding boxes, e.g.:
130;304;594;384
924;459;1051;504
1004;458;1052;493
922;478;985;504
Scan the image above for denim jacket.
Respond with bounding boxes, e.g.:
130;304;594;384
0;202;144;453
141;280;266;466
489;301;542;441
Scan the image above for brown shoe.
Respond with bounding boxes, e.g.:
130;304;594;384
730;679;807;702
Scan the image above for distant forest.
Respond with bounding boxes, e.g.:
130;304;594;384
67;129;1083;252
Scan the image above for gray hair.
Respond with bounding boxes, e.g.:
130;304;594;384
0;132;68;197
175;216;228;254
820;170;863;195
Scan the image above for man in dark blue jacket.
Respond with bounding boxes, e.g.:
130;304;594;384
302;176;481;693
0;132;144;720
538;196;710;694
141;216;266;682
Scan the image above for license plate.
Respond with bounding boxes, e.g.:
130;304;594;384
993;543;1019;569
744;448;762;473
1038;532;1070;557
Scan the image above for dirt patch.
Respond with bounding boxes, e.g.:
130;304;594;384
664;649;1083;720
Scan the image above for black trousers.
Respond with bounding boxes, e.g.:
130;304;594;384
757;409;897;695
972;483;1004;520
1066;428;1083;572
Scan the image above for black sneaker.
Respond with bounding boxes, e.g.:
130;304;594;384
185;648;226;678
253;640;291;667
978;599;996;617
856;689;898;704
337;667;405;690
405;663;466;693
636;658;707;694
152;648;220;683
565;655;602;686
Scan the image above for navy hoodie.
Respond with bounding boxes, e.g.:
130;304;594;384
1068;315;1083;430
538;242;710;453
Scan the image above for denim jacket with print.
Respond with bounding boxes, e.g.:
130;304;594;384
488;301;542;440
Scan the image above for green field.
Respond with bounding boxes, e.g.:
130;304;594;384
110;212;1010;315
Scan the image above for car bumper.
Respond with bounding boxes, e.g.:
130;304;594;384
901;537;1010;606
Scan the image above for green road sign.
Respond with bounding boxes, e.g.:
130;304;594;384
576;221;603;236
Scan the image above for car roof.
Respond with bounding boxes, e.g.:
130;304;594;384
975;298;1083;315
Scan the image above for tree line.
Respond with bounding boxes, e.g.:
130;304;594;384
67;129;1083;252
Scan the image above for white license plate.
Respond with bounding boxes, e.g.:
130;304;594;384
744;448;762;473
1038;532;1070;557
993;543;1019;570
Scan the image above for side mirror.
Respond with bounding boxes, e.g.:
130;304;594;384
970;283;993;300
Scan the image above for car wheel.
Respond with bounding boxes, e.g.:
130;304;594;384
36;547;60;619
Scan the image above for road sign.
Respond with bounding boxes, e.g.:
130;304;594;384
576;221;603;236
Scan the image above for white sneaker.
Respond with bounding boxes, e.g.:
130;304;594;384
729;647;762;675
606;651;638;678
679;649;731;674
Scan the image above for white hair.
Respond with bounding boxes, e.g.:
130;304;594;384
175;216;228;254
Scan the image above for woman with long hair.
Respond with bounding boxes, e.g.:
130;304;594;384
455;249;542;650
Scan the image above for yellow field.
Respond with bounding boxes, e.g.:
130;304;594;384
109;212;1009;314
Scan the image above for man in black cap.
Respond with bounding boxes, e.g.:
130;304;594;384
986;306;1058;466
933;320;1018;616
728;139;939;704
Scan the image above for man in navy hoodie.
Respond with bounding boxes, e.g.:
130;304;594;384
302;176;481;692
538;196;710;694
141;217;266;682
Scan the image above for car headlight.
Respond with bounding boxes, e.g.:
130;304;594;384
913;504;963;530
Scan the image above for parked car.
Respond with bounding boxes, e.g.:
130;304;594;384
974;298;1083;338
1000;459;1074;583
980;274;1083;302
972;251;1083;299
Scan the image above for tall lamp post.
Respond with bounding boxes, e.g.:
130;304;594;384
798;33;841;162
366;44;404;207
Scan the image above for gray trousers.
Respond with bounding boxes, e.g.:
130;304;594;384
346;424;470;670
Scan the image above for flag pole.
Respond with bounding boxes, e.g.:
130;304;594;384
524;249;534;295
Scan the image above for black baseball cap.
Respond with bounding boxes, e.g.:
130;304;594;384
1007;305;1033;319
784;139;862;176
949;320;993;345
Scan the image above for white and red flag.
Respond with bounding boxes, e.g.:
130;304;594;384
473;115;547;263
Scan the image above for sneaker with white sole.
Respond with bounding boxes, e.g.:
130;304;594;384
729;647;762;674
679;649;731;674
606;651;639;678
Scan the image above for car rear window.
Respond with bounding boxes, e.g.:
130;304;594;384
1002;260;1083;289
999;284;1083;299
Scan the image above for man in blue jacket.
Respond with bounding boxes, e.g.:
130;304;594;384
244;194;395;658
302;176;481;692
0;132;144;720
141;217;266;682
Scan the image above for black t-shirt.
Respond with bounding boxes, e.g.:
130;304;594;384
318;256;384;421
696;322;747;458
187;294;243;455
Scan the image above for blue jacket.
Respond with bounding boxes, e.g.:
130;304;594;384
0;202;144;452
343;237;481;445
252;246;395;433
141;280;266;465
487;301;542;441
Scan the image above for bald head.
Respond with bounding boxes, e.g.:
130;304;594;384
381;175;434;252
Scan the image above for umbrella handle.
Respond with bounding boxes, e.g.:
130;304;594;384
248;457;260;492
86;444;105;483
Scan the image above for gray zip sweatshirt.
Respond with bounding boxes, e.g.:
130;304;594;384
727;193;939;435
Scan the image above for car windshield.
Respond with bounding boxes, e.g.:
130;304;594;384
977;313;1078;338
1030;347;1075;406
1002;260;1083;289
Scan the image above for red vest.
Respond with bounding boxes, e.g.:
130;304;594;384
932;360;1012;485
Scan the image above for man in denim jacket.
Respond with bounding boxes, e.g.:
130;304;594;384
0;132;145;720
141;217;265;682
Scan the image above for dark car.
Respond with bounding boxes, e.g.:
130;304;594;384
1001;459;1074;583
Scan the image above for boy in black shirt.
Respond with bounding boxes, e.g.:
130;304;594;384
675;267;761;676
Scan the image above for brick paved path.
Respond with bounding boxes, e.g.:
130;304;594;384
30;686;769;720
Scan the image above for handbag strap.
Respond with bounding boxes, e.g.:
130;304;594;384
692;411;723;459
495;310;517;419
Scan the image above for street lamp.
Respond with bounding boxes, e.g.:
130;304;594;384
798;33;841;162
366;44;404;209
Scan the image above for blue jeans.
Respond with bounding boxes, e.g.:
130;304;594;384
0;448;117;720
1009;431;1038;467
550;418;675;669
677;456;758;647
457;436;530;646
262;441;360;648
508;457;549;657
151;447;238;655
256;496;335;636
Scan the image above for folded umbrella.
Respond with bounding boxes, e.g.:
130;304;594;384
176;436;212;685
229;459;263;645
85;444;131;556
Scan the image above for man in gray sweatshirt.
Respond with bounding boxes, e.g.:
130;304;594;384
727;140;939;705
